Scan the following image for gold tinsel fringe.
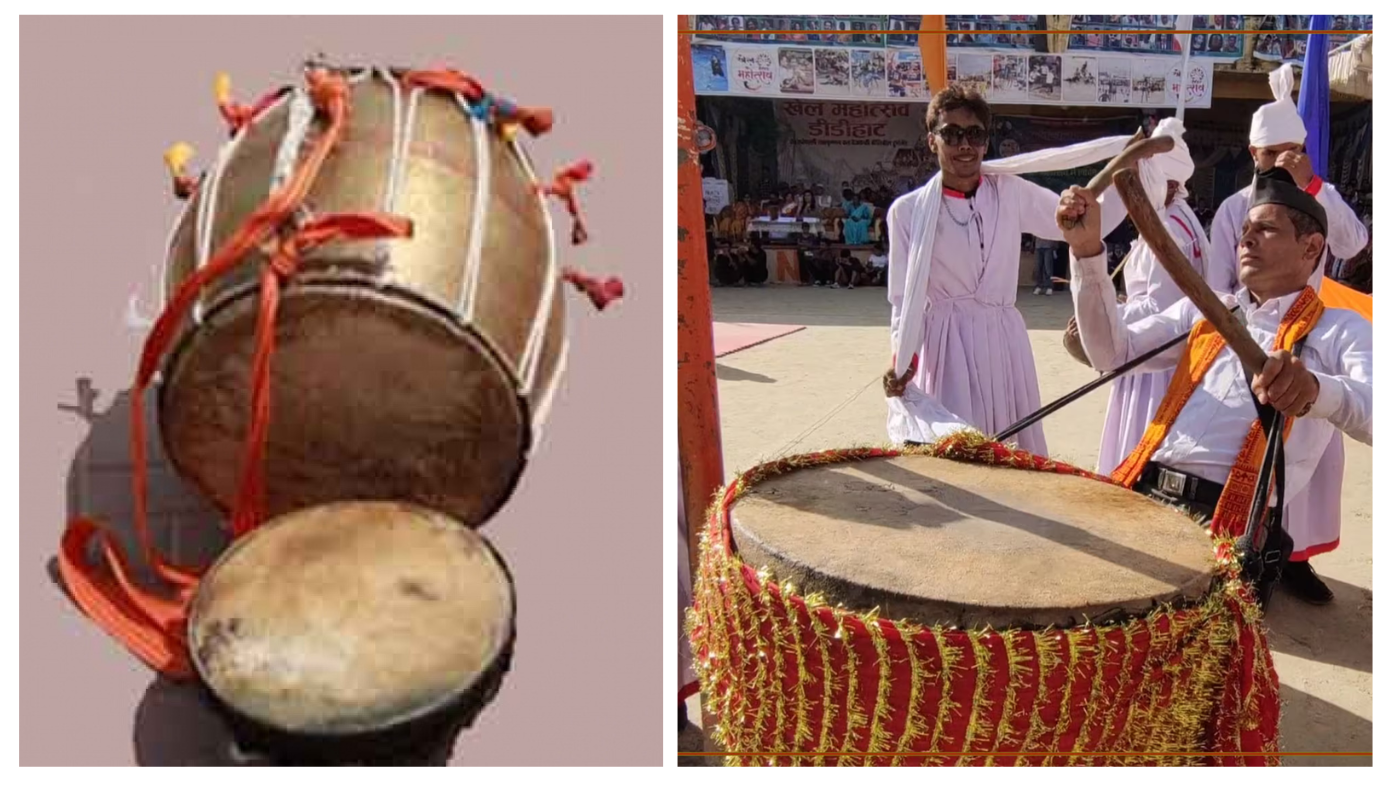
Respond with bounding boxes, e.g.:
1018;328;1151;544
687;436;1278;766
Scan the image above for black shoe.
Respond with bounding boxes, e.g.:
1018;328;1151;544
1281;560;1334;605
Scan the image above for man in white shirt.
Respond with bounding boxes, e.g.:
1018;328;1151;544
1096;118;1228;477
1058;167;1371;605
814;184;833;211
1204;64;1370;603
864;240;888;285
1209;65;1369;281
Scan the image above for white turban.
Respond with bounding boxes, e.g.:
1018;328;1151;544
1149;117;1196;199
1248;63;1307;147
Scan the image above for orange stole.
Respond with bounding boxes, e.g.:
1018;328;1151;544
1110;287;1326;537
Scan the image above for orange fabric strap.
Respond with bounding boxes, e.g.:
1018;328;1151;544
57;69;412;678
1111;287;1325;536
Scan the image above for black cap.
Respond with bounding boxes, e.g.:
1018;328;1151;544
1250;166;1327;235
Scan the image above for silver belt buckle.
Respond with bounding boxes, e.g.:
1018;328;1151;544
1158;468;1187;497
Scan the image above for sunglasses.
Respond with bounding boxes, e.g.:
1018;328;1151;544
933;124;989;147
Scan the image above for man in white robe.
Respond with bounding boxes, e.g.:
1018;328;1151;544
1060;167;1371;606
884;86;1157;455
1204;64;1370;602
1097;118;1233;476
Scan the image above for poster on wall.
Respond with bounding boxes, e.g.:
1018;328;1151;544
850;49;888;97
945;15;1040;49
1066;15;1180;55
1026;54;1063;102
693;14;1041;51
726;46;777;95
1187;15;1246;58
696;47;1214;109
1061;55;1098;102
815;49;851;96
954;53;993;98
1252;15;1372;65
691;44;729;93
885;15;920;47
887;49;925;98
1134;58;1169;105
1097;58;1132;104
990;55;1028;102
703;178;731;214
777;47;816;94
775;101;930;198
776;107;1146;199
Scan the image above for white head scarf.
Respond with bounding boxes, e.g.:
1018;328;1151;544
1148;117;1196;200
1249;64;1307;147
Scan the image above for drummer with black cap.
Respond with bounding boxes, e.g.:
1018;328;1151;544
1055;167;1372;604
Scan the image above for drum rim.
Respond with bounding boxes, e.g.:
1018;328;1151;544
155;268;538;527
718;444;1220;631
186;500;519;739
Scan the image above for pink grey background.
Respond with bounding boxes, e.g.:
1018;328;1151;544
20;16;661;766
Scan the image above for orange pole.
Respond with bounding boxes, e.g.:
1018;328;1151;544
678;15;725;576
919;14;948;94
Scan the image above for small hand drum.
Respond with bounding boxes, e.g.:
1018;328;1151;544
187;501;515;765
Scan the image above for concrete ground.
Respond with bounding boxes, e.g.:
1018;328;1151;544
688;280;1371;766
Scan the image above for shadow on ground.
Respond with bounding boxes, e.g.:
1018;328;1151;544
716;363;777;384
1265;578;1372;674
1278;683;1373;766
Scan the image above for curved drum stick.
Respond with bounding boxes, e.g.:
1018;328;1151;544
1059;129;1174;230
1113;168;1268;374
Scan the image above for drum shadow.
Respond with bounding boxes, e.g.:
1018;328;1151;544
850;459;1207;590
1276;684;1373;765
132;678;245;766
132;678;463;766
1264;578;1372;674
54;378;238;766
56;378;229;586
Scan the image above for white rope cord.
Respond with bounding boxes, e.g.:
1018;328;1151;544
381;68;412;214
376;68;408;270
127;186;200;329
512;139;559;396
270;88;315;192
529;330;568;435
192;125;238;324
456;94;492;323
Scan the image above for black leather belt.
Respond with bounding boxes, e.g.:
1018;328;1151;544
1133;462;1224;516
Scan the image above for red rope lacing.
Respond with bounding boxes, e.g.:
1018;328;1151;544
561;267;624;311
215;72;290;135
58;68;413;678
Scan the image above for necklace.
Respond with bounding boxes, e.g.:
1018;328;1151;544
942;193;972;226
942;178;997;272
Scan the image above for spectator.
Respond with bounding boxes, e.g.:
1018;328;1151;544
1032;235;1056;295
864;241;889;285
713;248;743;286
833;248;866;289
742;242;769;286
798;236;833;286
814;183;833;211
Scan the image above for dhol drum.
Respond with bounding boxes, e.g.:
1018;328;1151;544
688;435;1280;766
188;501;515;765
158;64;567;528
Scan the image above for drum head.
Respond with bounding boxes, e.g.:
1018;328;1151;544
188;501;515;736
159;278;529;527
730;454;1216;629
